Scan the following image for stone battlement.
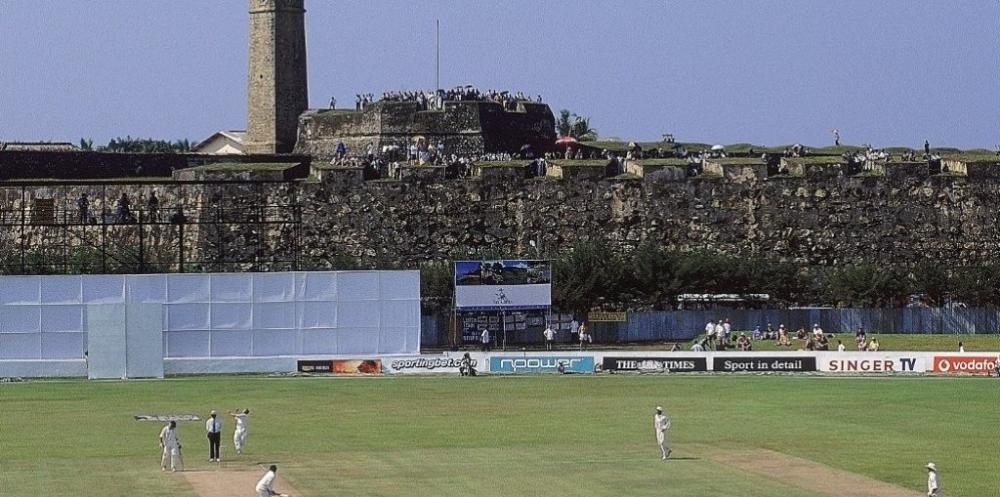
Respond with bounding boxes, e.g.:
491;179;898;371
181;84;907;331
294;100;556;160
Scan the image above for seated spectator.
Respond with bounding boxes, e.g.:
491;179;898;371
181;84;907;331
752;326;762;341
815;333;830;351
777;326;791;347
867;338;880;352
690;340;705;352
796;327;808;340
736;333;752;351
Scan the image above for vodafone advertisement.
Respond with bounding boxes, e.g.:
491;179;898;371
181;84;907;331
932;355;999;375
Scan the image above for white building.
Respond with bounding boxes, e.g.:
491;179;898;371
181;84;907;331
192;130;246;155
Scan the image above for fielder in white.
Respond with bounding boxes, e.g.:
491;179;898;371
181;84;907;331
231;409;250;455
256;465;288;497
926;462;940;497
159;421;181;472
654;406;672;460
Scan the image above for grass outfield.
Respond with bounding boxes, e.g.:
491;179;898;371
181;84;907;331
2;375;997;497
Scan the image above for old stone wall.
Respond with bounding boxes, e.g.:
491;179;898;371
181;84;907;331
295;101;555;160
3;161;1000;273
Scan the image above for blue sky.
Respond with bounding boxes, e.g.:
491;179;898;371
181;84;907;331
1;0;997;148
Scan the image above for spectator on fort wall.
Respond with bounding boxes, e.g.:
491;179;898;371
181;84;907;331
329;96;336;109
335;141;347;161
116;193;132;224
147;192;160;222
76;192;89;224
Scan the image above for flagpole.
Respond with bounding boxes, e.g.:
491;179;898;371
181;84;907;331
435;19;440;91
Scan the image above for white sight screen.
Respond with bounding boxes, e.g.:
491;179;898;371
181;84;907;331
0;271;421;360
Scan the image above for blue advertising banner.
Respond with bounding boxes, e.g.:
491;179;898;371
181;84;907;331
490;356;594;374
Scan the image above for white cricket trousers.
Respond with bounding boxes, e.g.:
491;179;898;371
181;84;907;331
234;428;247;452
257;489;270;497
657;431;669;457
161;446;179;470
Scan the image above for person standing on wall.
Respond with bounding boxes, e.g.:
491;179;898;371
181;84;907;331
206;410;222;462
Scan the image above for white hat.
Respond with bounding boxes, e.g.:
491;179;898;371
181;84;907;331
210;410;217;415
926;463;937;471
655;406;663;411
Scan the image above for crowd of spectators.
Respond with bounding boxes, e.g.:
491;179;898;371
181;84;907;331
71;191;167;225
351;86;541;112
695;320;894;352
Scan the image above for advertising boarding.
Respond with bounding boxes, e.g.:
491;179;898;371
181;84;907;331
602;356;708;372
383;356;481;374
713;356;816;372
820;353;926;373
931;355;999;375
454;260;552;310
490;356;594;374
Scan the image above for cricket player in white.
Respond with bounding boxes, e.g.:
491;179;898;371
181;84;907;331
231;409;250;455
654;406;671;460
256;465;286;497
159;421;181;472
926;462;940;497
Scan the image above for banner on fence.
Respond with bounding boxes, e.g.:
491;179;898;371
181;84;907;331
819;353;926;373
490;356;594;374
297;359;382;374
383;356;478;374
602;356;707;372
931;355;999;375
454;260;551;310
713;356;816;372
588;311;627;322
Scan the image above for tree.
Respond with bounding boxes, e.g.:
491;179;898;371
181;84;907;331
825;264;909;307
420;261;454;314
556;109;598;140
552;241;627;313
908;261;952;306
78;138;94;151
571;115;598;141
556;109;573;137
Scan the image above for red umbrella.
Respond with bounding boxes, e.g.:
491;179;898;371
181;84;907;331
555;136;578;146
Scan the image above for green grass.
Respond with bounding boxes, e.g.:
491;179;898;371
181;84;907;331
185;162;300;173
550;159;607;167
2;374;995;497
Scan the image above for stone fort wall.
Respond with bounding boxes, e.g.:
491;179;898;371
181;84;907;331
3;155;1000;272
294;101;556;160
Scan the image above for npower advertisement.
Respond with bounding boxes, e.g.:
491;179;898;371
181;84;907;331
490;356;594;374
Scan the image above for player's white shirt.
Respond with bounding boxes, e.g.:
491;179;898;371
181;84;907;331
206;417;222;433
543;328;555;340
160;426;179;448
927;471;939;494
723;323;731;335
713;324;725;336
234;413;248;431
654;413;671;432
838;344;846;352
256;470;276;492
704;322;714;335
